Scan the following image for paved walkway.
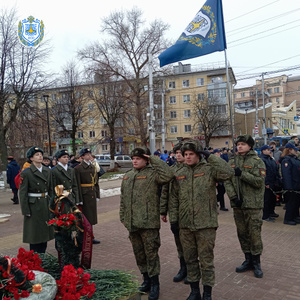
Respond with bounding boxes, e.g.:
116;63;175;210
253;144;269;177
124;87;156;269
1;181;300;299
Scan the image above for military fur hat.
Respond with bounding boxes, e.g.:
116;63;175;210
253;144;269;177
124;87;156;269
173;142;183;153
131;147;151;159
79;147;91;157
55;149;70;159
26;146;43;159
235;134;255;148
181;140;203;155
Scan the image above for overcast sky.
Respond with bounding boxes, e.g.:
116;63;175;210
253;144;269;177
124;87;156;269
3;0;300;88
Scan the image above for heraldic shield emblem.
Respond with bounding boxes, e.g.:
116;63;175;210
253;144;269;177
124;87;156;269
18;16;44;47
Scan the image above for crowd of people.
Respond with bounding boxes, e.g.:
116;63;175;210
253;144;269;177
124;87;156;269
4;134;300;300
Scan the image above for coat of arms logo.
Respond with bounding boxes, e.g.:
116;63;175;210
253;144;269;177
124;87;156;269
18;16;44;47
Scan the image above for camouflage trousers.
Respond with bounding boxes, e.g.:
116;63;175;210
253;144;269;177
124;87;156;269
170;224;184;259
129;229;161;277
233;208;263;255
180;228;216;286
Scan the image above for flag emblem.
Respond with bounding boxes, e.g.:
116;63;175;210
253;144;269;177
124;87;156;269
159;0;226;67
18;16;44;47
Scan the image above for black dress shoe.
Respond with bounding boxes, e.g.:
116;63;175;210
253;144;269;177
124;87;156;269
284;220;296;225
93;239;101;244
220;207;228;211
270;213;279;218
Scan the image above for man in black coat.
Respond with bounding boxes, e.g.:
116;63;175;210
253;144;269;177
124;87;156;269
7;156;20;204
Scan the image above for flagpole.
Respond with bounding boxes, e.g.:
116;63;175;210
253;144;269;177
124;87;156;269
224;49;240;199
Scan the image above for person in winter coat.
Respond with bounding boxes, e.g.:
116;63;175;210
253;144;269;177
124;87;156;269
19;147;54;253
120;147;174;300
259;145;281;222
169;140;234;300
6;156;20;204
224;135;265;279
280;143;300;225
160;142;187;284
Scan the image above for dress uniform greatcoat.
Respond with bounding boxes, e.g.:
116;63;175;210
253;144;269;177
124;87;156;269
75;160;100;225
19;164;54;244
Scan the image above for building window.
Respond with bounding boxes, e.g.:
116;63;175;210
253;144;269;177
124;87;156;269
102;144;108;151
99;88;104;96
51;94;57;101
197;78;204;86
211;76;223;83
88;103;94;111
274;87;280;93
100;117;107;124
170;111;177;119
198;93;205;101
241;92;245;98
219;89;226;97
184;110;191;118
170;126;178;134
88;117;95;125
233;94;237;99
276;97;280;103
78;118;83;126
101;130;107;137
250;91;254;96
182;79;190;88
75;91;81;99
267;88;272;94
184;124;192;133
128;128;135;135
88;90;93;97
169;81;176;89
77;131;83;138
183;94;190;103
208;90;214;98
144;85;148;91
169;96;176;104
89;131;95;138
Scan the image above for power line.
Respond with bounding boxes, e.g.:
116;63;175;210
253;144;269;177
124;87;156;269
226;0;280;23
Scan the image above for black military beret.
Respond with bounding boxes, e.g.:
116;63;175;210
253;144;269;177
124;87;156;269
26;146;43;159
55;149;70;159
79;148;91;157
181;140;203;155
235;135;255;148
131;147;151;159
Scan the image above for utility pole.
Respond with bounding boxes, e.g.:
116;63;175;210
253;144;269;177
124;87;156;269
161;80;165;152
261;73;267;144
43;94;52;156
148;53;155;154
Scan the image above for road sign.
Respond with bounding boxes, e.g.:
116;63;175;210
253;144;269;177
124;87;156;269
254;129;259;134
294;116;299;121
254;124;259;129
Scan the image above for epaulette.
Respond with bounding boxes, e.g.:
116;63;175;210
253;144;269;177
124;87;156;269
256;157;261;160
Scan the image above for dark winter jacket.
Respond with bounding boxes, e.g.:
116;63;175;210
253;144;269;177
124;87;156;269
281;155;300;191
259;153;281;188
7;160;20;189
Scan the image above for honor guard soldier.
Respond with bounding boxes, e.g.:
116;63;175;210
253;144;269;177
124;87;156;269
169;140;234;300
19;147;54;253
120;147;174;300
160;142;188;284
75;147;100;244
50;149;80;212
224;135;265;278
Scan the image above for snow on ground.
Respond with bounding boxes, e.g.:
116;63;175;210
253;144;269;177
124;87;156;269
100;187;121;198
99;173;124;182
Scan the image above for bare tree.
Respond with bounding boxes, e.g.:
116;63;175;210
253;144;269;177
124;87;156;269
88;70;128;163
0;8;52;167
78;7;170;146
51;61;93;154
192;94;229;147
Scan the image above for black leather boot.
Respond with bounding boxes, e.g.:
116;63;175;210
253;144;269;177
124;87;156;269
187;281;201;300
252;255;263;278
203;285;212;300
138;272;151;293
148;275;159;300
236;253;253;272
173;257;187;282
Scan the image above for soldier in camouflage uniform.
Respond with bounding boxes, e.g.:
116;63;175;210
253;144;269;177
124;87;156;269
120;147;174;300
160;142;188;283
169;140;234;300
224;135;265;278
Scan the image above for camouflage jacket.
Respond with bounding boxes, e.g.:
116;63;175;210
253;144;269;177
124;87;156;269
224;150;265;209
160;162;184;216
120;155;174;232
169;154;234;230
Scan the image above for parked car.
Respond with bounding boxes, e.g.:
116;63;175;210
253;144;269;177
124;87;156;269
114;155;133;168
95;154;111;166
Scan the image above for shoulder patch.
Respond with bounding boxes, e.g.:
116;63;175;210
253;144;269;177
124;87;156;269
256;157;261;160
230;164;235;168
123;176;129;180
176;175;186;180
136;176;147;179
259;169;266;176
243;165;252;169
284;162;288;168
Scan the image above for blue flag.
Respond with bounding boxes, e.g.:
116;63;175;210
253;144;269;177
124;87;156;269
158;0;226;67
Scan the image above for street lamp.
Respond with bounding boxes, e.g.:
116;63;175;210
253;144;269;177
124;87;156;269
245;108;248;134
43;94;52;156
